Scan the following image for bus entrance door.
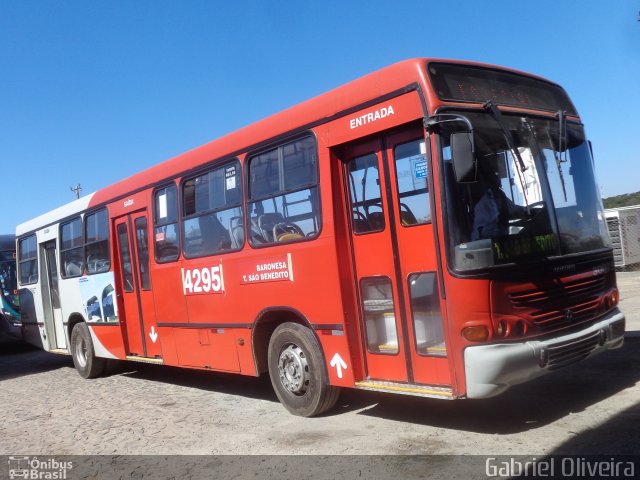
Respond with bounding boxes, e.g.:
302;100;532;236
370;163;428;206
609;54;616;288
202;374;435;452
341;127;451;388
114;212;162;360
41;240;65;349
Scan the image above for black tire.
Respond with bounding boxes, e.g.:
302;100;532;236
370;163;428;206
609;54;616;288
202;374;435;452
70;322;105;379
267;322;339;417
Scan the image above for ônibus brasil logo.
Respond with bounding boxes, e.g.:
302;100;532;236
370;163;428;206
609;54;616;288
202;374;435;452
8;457;73;479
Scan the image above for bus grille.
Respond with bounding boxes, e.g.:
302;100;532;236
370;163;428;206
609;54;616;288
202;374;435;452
505;272;608;332
546;330;601;370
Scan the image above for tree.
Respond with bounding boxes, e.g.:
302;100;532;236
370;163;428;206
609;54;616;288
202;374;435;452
603;191;640;209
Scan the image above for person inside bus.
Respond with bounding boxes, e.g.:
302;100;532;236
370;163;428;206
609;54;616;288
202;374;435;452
471;160;529;241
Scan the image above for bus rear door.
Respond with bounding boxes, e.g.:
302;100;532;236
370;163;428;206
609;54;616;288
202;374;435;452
339;125;451;389
114;212;162;359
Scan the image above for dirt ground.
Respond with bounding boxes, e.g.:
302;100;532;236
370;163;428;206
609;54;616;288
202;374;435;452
0;273;638;458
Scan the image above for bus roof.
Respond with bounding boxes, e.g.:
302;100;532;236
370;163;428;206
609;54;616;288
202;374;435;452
17;58;563;236
17;194;94;237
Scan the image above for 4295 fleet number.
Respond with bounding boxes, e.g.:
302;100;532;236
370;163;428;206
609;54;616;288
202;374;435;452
181;265;224;295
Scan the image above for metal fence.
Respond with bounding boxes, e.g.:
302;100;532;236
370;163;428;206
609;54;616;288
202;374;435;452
605;205;640;272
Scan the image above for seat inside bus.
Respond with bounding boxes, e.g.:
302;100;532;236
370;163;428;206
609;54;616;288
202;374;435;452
65;259;83;277
228;216;245;249
258;212;285;243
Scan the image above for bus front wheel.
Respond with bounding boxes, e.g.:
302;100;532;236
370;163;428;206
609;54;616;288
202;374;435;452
70;322;105;379
267;322;339;417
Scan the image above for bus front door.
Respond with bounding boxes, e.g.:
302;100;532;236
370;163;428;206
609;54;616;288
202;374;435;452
114;213;162;359
340;126;451;387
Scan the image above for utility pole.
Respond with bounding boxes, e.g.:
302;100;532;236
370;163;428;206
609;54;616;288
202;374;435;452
70;184;82;199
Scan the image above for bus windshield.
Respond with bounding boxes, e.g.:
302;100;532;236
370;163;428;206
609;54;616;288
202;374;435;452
442;110;610;272
0;250;19;311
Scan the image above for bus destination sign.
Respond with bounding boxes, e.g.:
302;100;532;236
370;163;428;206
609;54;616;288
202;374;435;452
428;62;577;115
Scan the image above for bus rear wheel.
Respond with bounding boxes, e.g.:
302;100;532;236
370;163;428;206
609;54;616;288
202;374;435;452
70;322;105;379
268;322;339;417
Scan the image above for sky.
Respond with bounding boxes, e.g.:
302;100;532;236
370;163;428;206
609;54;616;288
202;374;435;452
1;0;639;234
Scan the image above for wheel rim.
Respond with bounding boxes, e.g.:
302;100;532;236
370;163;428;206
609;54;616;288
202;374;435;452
278;344;309;396
75;334;88;368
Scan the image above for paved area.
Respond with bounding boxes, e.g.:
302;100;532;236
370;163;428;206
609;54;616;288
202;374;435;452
1;339;638;456
0;272;638;458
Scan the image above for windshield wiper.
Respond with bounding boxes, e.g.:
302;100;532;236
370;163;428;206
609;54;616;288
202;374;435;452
522;117;569;206
483;100;530;210
551;110;569;202
556;110;568;162
483;101;528;173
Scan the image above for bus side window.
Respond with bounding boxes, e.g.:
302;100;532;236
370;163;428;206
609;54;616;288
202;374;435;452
60;217;84;278
181;160;244;258
247;136;320;246
154;184;180;263
18;234;38;285
85;209;111;274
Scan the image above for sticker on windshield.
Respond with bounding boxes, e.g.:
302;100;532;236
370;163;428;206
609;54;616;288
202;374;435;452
414;159;427;179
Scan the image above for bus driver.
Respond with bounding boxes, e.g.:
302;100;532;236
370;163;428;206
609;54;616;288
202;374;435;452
471;161;530;241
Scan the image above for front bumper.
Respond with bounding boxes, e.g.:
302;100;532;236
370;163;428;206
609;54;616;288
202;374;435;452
464;309;625;399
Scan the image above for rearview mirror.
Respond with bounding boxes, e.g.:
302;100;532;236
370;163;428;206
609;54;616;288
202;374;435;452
451;132;477;183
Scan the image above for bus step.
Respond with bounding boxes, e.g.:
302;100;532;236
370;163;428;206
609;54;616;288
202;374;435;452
354;380;454;399
125;356;164;365
49;348;69;355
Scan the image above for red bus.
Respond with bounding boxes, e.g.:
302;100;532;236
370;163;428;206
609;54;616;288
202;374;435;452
17;59;624;416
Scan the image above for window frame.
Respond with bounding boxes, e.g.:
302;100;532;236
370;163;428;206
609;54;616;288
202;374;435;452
84;208;111;275
359;275;400;356
18;234;38;285
246;134;322;248
180;158;245;259
406;271;447;358
346;151;386;235
116;222;135;293
392;138;432;228
134;216;152;291
59;216;84;279
153;182;181;263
